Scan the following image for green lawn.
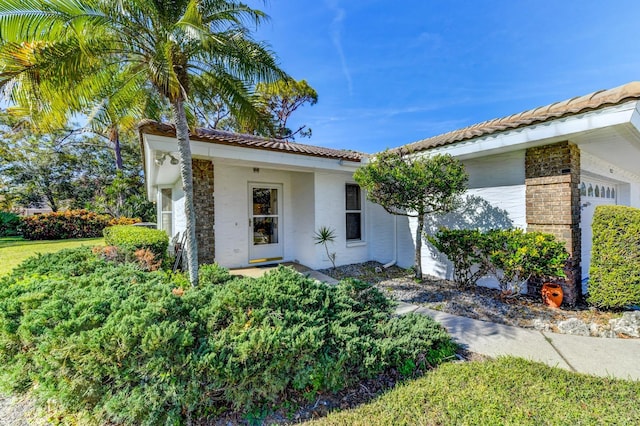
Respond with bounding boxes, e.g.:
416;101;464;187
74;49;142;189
0;237;103;276
307;357;640;425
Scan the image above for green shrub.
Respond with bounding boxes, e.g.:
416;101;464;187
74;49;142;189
19;209;140;240
198;263;234;285
0;251;456;425
488;229;567;294
103;225;168;261
0;212;21;237
588;205;640;309
428;229;490;288
430;228;568;294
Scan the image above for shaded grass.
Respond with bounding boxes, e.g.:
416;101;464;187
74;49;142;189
307;357;640;425
0;237;103;276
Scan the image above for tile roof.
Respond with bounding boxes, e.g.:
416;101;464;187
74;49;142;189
400;81;640;154
138;120;363;162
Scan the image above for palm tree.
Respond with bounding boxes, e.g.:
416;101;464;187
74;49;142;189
0;0;287;286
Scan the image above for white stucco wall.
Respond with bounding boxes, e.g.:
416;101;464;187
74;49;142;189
402;150;527;280
311;172;371;269
290;172;316;267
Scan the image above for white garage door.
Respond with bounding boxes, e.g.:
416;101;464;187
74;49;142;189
580;179;618;292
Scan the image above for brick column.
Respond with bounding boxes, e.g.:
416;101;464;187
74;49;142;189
192;159;215;265
525;141;581;305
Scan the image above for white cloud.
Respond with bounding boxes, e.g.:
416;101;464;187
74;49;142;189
326;0;353;95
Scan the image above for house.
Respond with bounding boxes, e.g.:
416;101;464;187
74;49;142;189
139;82;640;305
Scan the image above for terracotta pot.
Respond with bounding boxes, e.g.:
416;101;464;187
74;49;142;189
541;283;563;308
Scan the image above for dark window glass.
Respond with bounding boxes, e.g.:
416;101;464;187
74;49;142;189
346;213;361;240
345;184;361;210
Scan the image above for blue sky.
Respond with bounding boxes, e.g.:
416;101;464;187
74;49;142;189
255;0;640;153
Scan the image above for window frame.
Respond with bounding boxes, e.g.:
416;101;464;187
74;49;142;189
345;183;364;242
158;187;173;237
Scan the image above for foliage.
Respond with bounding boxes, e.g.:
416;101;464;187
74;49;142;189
0;211;20;237
427;229;490;289
355;150;468;278
198;263;235;285
488;230;568;294
0;0;288;286
309;357;640;426
0;251;455;424
19;209;134;240
0;237;103;277
0;112;154;220
103;225;168;262
588;205;640;309
314;226;337;269
430;228;568;294
254;78;318;139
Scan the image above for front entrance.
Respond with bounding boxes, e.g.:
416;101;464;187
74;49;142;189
248;183;284;263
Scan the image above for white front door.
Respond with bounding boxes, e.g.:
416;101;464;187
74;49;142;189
249;183;284;263
580;179;618;290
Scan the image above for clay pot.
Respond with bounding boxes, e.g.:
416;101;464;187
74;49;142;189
541;283;563;308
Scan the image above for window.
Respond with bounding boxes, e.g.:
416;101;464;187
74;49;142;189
160;188;172;237
345;184;362;240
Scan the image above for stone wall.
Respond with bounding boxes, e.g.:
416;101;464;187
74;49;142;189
192;159;215;264
525;141;581;305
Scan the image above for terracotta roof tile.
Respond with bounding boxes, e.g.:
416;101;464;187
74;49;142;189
400;81;640;153
138;121;363;162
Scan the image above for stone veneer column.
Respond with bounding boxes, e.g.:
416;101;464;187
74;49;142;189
525;141;581;305
192;159;215;265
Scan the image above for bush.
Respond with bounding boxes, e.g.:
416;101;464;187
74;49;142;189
19;209;140;240
0;211;21;237
588;205;640;309
430;228;568;294
103;225;168;261
427;229;490;288
0;250;456;424
199;263;234;285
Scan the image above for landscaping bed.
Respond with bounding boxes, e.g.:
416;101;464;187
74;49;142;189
320;262;639;339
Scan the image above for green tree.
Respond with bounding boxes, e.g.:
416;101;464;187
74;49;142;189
0;0;286;286
255;78;318;139
354;151;468;278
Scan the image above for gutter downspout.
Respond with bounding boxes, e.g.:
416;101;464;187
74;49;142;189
383;215;397;269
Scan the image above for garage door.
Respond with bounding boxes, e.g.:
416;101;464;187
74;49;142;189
580;179;618;292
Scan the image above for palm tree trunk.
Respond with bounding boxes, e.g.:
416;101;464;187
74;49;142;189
108;125;125;215
414;212;424;279
171;99;199;286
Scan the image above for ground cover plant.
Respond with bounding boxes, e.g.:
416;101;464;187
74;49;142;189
0;237;103;276
306;356;640;425
0;248;456;425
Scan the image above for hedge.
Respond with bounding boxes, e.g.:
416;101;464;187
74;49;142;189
103;225;169;260
20;210;140;240
0;249;456;424
588;205;640;309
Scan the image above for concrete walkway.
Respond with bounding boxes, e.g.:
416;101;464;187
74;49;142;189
397;302;640;381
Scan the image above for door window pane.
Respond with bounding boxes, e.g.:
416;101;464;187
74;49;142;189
253;188;278;215
253;217;278;245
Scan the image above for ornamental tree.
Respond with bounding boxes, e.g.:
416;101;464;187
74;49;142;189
354;150;468;278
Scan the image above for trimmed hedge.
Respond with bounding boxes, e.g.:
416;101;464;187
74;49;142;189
103;225;168;260
0;249;456;424
20;210;140;240
588;205;640;309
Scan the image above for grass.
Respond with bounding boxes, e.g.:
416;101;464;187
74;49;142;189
306;357;640;425
0;237;103;276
